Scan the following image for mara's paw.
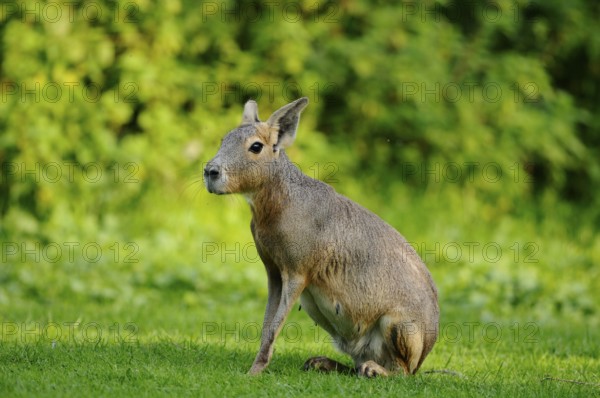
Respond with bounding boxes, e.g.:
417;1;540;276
357;361;389;378
303;356;352;374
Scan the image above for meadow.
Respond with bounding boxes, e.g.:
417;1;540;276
1;0;599;396
2;185;599;396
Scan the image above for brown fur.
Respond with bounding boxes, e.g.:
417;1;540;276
204;98;439;377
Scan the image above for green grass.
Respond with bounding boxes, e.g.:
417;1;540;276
2;188;598;397
2;297;599;397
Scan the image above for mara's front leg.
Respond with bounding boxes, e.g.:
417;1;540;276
260;267;282;342
248;273;306;375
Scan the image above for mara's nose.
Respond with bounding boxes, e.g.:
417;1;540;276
204;165;220;179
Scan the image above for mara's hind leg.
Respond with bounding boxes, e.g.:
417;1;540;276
303;357;353;374
387;320;434;375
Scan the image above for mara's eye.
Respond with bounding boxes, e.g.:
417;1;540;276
249;142;264;154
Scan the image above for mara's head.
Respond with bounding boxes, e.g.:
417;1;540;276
204;97;309;195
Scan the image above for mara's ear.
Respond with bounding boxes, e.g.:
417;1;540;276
241;100;260;124
266;97;308;150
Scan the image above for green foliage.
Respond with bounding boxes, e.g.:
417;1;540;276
0;0;599;349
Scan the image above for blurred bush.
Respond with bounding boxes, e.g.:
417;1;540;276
0;0;598;323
